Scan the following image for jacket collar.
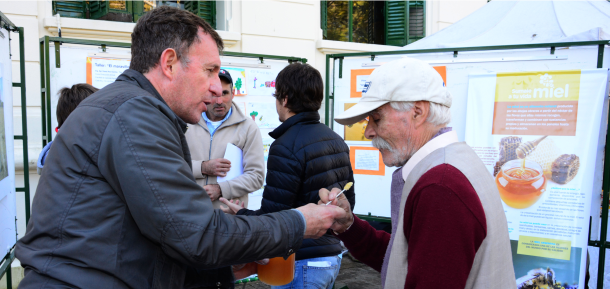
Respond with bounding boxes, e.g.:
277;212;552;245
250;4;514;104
269;111;320;139
196;101;246;132
117;69;188;133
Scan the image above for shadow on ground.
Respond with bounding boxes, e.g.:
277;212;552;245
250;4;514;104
239;253;381;289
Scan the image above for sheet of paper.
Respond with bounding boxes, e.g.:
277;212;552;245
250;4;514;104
354;149;379;171
356;75;368;92
217;143;244;182
246;102;281;129
87;57;130;89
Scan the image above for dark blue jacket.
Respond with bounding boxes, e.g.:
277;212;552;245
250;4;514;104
238;111;355;260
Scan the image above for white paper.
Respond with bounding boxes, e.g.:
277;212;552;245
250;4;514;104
246;102;281;129
356;75;369;92
355;150;379;171
90;58;130;88
246;68;280;96
217;143;244;182
307;261;332;267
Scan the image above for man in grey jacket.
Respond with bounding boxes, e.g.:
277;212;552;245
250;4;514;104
15;6;345;289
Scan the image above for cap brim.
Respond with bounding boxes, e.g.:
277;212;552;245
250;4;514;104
334;100;389;125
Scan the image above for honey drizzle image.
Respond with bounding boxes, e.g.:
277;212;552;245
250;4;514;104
496;136;549;209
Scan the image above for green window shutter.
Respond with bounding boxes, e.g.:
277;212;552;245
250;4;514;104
321;1;328;38
132;1;145;22
407;1;425;44
185;1;217;29
384;0;408;46
52;1;86;18
88;1;109;20
89;1;133;22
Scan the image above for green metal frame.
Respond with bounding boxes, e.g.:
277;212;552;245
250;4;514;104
325;39;610;287
0;10;29;289
39;36;307;142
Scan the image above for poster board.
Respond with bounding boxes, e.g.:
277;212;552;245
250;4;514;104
0;26;17;255
46;44;298;211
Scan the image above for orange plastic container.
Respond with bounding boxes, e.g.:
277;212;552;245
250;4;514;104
257;254;295;286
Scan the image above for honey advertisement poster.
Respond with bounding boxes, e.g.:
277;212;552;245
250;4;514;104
465;69;610;288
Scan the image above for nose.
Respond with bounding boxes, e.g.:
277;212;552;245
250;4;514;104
209;74;222;98
364;120;376;139
215;97;223;104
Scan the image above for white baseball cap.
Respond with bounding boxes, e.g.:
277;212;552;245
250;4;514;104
334;57;451;126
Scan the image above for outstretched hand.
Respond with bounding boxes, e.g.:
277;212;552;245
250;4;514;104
219;198;245;215
296;203;347;239
318;187;354;234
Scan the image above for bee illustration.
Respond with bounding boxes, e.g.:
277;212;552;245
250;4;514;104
516;268;577;289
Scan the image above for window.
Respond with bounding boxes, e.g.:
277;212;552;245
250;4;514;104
322;0;425;46
52;1;223;30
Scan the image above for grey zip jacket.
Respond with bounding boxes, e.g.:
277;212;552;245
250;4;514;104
15;69;304;289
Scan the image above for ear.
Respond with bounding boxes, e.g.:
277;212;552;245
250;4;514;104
411;101;430;128
282;97;289;108
159;48;180;80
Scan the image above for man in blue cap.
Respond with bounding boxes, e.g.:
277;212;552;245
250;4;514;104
185;69;265;209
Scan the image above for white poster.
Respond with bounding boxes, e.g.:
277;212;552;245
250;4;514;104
246;69;280;96
0;27;17;254
465;69;610;288
246;102;281;129
86;57;130;89
221;67;247;96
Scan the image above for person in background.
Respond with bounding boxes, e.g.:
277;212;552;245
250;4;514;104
185;69;264;209
221;63;355;289
36;83;98;175
16;6;346;289
320;57;516;289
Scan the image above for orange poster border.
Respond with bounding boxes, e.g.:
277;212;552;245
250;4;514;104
86;57;93;85
349;146;385;176
350;69;375;98
433;66;447;86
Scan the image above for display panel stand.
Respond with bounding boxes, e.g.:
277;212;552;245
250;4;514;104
325;40;610;288
0;10;29;289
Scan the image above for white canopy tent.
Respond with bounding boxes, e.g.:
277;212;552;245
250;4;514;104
403;0;610;49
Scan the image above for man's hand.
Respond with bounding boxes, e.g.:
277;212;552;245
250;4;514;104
202;158;231;177
318;188;354;234
203;184;222;202
219;198;245;215
232;259;269;280
296;203;347;239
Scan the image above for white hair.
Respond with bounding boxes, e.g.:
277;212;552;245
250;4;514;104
389;101;451;126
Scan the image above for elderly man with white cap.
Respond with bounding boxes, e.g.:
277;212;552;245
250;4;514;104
320;58;516;289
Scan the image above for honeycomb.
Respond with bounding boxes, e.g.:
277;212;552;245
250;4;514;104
527;138;561;179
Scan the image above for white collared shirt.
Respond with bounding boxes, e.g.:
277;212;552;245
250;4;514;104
401;131;459;182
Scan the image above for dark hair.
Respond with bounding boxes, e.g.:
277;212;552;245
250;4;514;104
273;63;323;113
130;6;224;74
220;77;233;93
57;83;99;128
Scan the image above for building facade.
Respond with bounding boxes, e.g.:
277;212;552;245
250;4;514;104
0;1;486;286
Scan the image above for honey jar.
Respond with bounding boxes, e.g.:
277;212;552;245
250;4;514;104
257;253;295;286
496;160;547;209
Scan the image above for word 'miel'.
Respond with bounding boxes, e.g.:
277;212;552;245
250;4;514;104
509;85;570;99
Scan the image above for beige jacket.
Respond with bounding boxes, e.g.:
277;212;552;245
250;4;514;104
185;102;265;209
